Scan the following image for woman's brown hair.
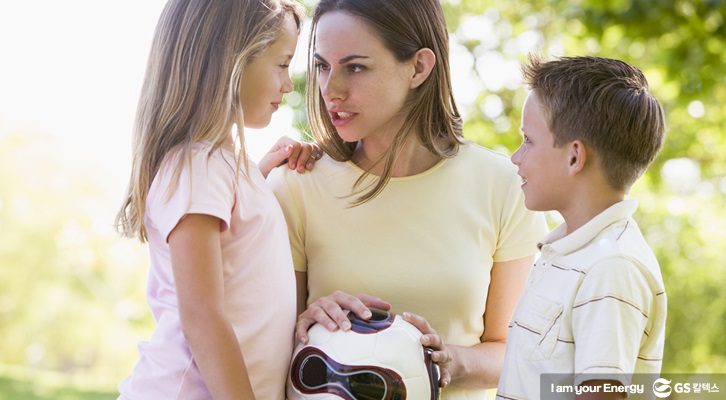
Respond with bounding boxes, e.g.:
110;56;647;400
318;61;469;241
307;0;463;204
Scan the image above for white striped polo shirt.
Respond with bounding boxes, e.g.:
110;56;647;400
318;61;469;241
496;200;667;400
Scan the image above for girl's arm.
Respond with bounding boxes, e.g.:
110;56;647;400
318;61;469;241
169;213;256;400
404;256;533;389
258;136;323;178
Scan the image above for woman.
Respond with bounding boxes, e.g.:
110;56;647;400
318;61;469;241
268;0;546;398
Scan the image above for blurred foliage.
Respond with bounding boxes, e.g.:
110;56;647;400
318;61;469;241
0;134;152;387
0;366;113;400
1;0;724;395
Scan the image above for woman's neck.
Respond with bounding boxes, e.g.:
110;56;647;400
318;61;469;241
351;133;441;177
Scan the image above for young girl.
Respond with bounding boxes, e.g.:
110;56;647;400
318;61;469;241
115;1;314;399
267;0;547;399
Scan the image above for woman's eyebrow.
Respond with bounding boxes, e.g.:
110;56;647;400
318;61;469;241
314;53;370;64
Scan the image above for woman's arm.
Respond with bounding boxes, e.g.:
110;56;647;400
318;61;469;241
295;271;308;317
293;270;391;344
405;256;533;389
169;214;256;400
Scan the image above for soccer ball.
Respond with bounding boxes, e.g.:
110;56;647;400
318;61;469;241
287;308;440;400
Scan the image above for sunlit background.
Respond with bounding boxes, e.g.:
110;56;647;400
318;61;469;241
1;0;724;398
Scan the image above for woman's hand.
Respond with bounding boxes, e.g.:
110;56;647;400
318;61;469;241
296;290;391;343
402;312;453;388
258;136;323;178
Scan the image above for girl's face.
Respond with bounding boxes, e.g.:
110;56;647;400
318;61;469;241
314;11;415;144
240;15;298;129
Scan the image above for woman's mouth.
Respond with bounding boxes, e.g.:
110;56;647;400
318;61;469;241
330;111;357;127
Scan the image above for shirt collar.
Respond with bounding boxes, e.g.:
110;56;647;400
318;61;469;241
538;199;638;257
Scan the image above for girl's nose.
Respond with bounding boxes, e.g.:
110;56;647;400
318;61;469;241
281;73;293;94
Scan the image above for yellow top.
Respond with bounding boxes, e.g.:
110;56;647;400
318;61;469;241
268;142;547;400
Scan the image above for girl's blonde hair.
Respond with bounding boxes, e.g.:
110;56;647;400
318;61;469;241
308;0;463;205
116;0;303;241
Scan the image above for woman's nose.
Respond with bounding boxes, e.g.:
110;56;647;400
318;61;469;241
320;70;346;102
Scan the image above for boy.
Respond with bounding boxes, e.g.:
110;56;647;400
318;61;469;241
496;56;667;400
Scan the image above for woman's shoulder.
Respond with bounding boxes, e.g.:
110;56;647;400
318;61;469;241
268;154;353;185
453;141;518;176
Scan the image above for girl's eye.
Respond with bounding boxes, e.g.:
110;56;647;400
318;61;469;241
523;135;531;144
279;64;290;69
348;64;365;73
315;63;330;72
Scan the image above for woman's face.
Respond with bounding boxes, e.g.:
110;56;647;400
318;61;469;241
314;11;415;144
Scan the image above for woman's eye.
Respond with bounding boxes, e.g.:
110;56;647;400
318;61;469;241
315;63;330;72
279;64;290;69
348;64;365;73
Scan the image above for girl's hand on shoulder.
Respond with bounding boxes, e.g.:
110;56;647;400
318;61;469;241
259;136;323;178
295;291;391;344
402;312;453;388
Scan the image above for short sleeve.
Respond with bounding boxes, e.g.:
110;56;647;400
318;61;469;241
267;167;307;271
147;147;235;242
572;258;654;386
493;172;548;262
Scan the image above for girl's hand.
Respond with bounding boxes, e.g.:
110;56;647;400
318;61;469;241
402;312;453;388
259;136;323;178
296;291;391;344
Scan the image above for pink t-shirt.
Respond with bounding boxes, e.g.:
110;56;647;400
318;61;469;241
119;143;296;400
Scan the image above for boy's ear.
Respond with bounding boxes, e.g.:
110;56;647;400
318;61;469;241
410;48;436;89
567;140;587;175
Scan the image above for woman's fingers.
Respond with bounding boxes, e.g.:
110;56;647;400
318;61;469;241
356;293;392;311
402;311;434;334
402;311;452;387
295;291;383;343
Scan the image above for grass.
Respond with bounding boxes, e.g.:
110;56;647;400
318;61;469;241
0;366;116;400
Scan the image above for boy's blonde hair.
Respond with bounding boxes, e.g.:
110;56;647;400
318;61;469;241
307;0;463;205
116;0;304;241
523;55;666;191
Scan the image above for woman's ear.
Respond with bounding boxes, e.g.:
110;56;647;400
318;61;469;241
567;139;587;175
410;48;436;89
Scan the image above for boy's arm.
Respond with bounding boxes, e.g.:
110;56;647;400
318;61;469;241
572;258;654;388
169;213;256;399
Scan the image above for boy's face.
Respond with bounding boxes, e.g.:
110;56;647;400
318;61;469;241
511;92;571;211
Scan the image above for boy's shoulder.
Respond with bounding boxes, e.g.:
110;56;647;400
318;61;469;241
563;215;664;295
